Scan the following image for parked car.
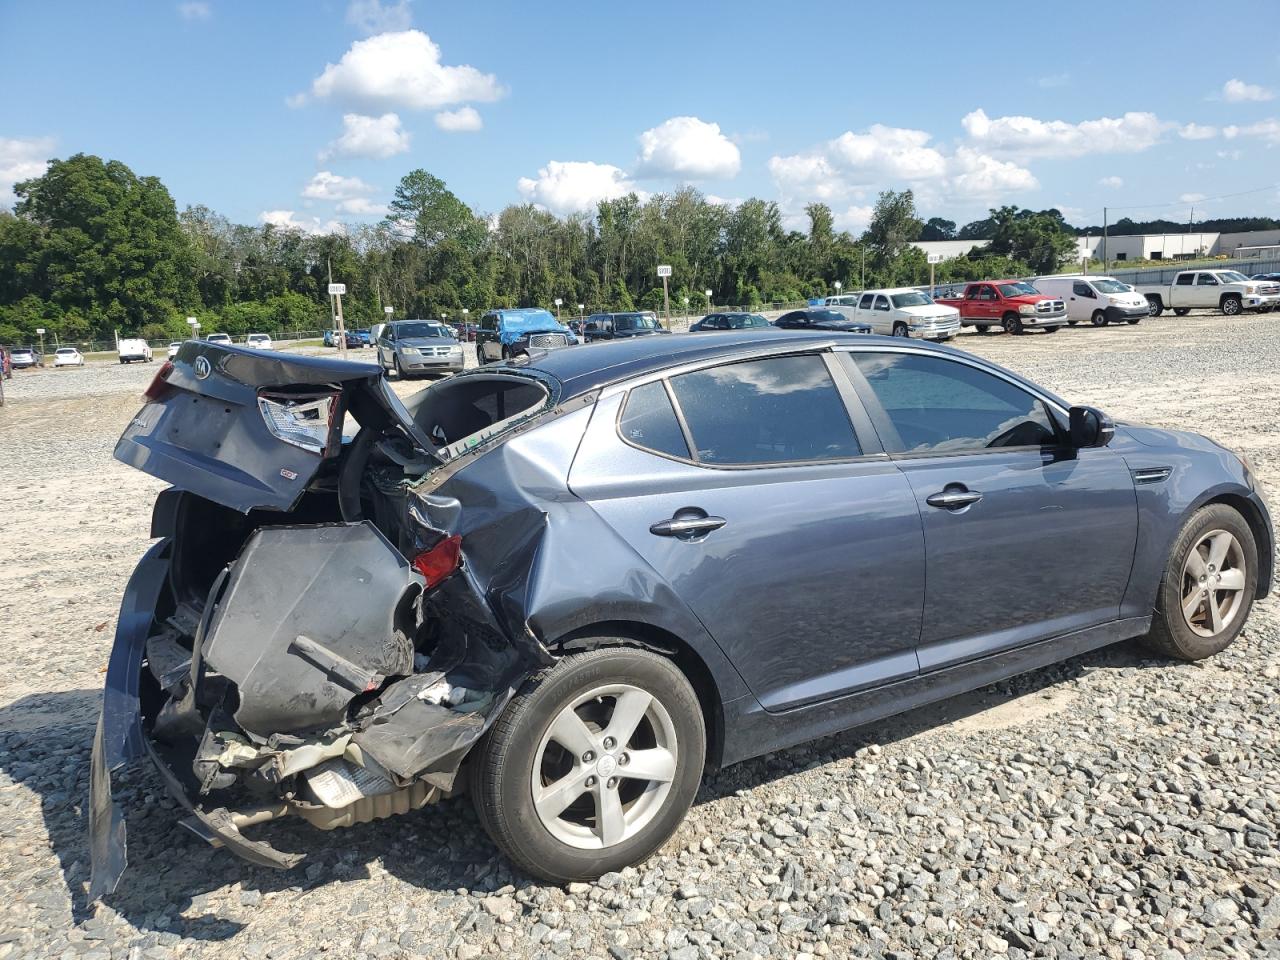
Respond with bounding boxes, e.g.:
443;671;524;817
1249;272;1280;284
356;329;372;346
581;312;671;342
689;312;772;332
851;289;962;340
476;307;577;362
53;347;85;367
323;329;362;348
1032;275;1152;326
244;333;274;350
92;331;1272;897
934;280;1066;335
376;319;466;379
1134;270;1280;317
9;345;42;368
774;308;872;334
117;338;152;364
206;333;233;346
453;322;478;342
167;341;183;360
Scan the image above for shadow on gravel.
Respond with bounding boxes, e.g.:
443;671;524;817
0;639;1166;940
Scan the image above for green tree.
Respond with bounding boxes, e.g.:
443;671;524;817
920;217;956;241
984;206;1077;275
385;169;485;251
862;190;922;283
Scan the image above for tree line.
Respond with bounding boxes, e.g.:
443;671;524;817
0;152;1083;345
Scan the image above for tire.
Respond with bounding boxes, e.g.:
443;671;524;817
1174;308;1190;316
1143;504;1258;661
975;325;989;334
1091;310;1108;327
1127;317;1141;325
476;344;485;365
1221;296;1242;317
1068;320;1079;326
393;355;407;380
1146;296;1164;317
1002;313;1023;335
1043;324;1061;334
469;646;705;883
891;322;909;338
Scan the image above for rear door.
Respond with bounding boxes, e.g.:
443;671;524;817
844;347;1137;669
569;349;925;711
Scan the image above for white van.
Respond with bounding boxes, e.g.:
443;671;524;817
1032;275;1150;327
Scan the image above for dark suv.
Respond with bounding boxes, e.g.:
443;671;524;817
582;312;670;342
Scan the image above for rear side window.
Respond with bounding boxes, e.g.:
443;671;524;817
619;382;690;459
852;352;1057;454
669;355;861;465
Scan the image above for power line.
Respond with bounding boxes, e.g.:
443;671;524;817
1104;183;1280;213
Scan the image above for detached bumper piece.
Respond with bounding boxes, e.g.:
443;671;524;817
90;521;527;900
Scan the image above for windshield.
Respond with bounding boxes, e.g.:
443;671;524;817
396;322;453;339
500;310;561;331
616;314;660;331
1219;271;1249;283
890;292;934;308
1093;280;1129;294
728;314;768;328
56;348;76;354
811;310;848;323
998;282;1039;297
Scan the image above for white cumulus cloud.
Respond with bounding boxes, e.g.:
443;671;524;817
636;116;741;180
1099;176;1124;188
177;1;210;21
311;30;504;111
346;0;412;34
336;197;387;216
949;146;1038;197
320;113;410;160
1224;119;1280;143
829;125;947;180
1179;193;1206;204
1222;79;1274;103
302;171;375;201
1179;122;1218;140
962;108;1167;157
260;210;345;235
434;106;483;132
0;136;55;207
517;161;643;215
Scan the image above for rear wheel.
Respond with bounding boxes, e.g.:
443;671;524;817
1221;295;1242;316
891;322;909;338
1091;310;1108;327
975;325;990;334
1002;313;1023;335
1174;308;1190;316
1143;505;1257;661
470;647;705;882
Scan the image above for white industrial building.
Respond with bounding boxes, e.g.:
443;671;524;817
913;228;1280;265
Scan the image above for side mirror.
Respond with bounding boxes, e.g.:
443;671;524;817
1069;405;1115;448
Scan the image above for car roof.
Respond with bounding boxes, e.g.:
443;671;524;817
495;307;554;316
519;330;890;398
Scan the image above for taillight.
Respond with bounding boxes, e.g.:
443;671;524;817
258;391;339;455
143;361;175;400
412;535;462;590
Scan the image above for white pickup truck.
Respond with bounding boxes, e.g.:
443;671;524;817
851;287;961;340
117;338;153;363
1136;269;1280;317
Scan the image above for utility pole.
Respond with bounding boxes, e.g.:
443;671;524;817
860;247;866;288
1101;207;1108;273
1187;205;1195;257
327;259;348;360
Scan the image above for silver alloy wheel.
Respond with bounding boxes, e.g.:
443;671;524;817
1223;298;1241;316
1180;528;1247;638
530;683;678;850
892;324;909;337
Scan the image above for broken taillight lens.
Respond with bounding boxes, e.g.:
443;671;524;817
257;391;339;455
412;534;462;590
143;361;175;400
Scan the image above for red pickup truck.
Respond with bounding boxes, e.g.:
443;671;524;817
934;280;1067;334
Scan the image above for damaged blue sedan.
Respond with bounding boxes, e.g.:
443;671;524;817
91;332;1272;897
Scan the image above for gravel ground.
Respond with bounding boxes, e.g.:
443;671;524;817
0;315;1277;960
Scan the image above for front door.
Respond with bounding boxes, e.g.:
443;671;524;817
568;351;925;711
845;349;1138;670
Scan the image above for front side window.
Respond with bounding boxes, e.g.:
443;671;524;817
1197;273;1218;286
669;355;861;465
852;352;1058;454
619;382;690;459
859;293;874;309
1073;282;1095;298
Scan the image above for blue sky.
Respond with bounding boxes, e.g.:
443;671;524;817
3;0;1280;234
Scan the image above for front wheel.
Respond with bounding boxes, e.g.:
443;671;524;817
1146;297;1164;317
891;322;909;338
1127;317;1141;325
1043;324;1061;334
393;355;407;380
1221;296;1242;317
1143;504;1257;661
975;325;989;334
1091;310;1108;327
1002;314;1023;335
470;647;705;883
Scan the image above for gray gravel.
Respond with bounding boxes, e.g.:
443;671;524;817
1;314;1278;959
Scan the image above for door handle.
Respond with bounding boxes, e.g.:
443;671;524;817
650;515;727;538
926;488;983;510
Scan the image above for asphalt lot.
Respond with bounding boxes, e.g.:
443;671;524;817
0;314;1276;959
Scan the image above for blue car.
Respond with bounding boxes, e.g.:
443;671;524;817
323;329;361;348
91;331;1271;894
475;307;576;362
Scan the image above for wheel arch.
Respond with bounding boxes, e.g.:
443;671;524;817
1220;292;1242;310
546;620;727;770
1200;491;1274;599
